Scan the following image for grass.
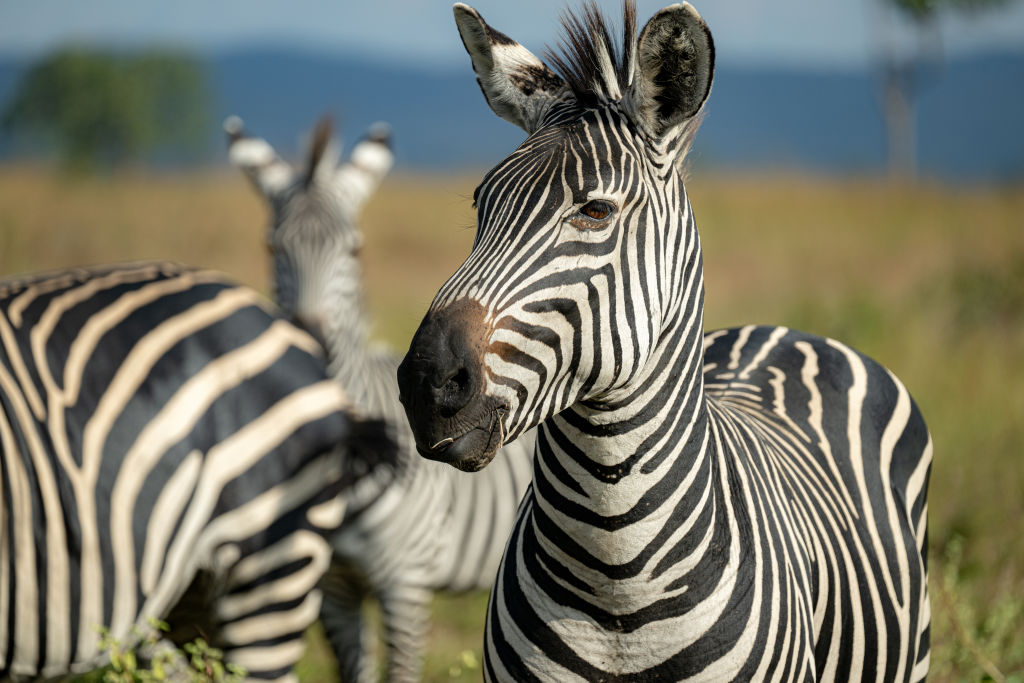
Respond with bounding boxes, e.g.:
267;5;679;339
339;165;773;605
2;164;1022;681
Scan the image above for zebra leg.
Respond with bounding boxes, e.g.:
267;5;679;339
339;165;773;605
377;585;432;683
319;584;378;683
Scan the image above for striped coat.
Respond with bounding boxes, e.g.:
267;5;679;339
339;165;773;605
397;2;932;681
227;116;536;682
0;262;384;681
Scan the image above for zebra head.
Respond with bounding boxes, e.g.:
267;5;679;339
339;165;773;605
225;115;393;349
397;1;714;471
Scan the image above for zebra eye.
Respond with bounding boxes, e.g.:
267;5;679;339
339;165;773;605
574;199;615;226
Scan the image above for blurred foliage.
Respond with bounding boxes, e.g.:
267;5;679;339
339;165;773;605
887;0;1014;20
875;0;1017;178
1;49;210;171
931;536;1024;682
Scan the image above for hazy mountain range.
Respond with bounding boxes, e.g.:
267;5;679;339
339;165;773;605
1;49;1021;180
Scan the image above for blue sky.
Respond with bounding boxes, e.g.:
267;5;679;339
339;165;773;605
1;0;1023;70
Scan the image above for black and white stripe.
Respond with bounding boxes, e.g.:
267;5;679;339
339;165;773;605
397;3;931;681
0;261;383;681
227;117;535;682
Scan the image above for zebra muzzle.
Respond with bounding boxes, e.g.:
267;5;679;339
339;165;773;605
416;409;506;472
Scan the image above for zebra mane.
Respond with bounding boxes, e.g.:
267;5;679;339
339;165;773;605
546;0;637;106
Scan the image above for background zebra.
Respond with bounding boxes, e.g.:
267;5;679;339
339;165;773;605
0;261;389;681
397;2;932;681
226;115;536;682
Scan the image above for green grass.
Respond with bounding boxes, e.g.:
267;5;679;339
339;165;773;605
1;165;1021;681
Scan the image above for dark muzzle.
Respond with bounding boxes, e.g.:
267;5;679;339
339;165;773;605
397;298;503;470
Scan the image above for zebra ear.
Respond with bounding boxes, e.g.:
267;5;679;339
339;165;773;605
305;115;341;188
629;3;714;144
454;3;568;134
224;115;297;199
335;122;394;213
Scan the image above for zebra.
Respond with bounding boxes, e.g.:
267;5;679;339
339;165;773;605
0;261;391;682
396;2;932;681
226;116;537;682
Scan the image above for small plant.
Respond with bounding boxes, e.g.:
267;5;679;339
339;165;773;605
447;649;481;680
74;620;246;683
181;638;246;683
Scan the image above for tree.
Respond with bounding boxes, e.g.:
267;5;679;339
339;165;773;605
874;0;1013;179
2;49;210;171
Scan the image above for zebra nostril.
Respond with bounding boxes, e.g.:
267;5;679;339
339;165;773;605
437;366;473;415
445;368;469;395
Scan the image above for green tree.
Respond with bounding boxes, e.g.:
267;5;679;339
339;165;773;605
2;49;210;171
874;0;1014;179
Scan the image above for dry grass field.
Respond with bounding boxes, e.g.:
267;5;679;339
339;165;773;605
2;164;1022;681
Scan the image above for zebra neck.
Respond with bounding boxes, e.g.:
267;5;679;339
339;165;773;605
532;301;717;578
324;326;414;498
521;202;731;591
323;316;374;404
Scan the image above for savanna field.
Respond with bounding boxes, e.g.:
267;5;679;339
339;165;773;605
1;164;1021;681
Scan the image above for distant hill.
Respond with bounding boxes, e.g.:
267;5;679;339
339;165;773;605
1;49;1021;180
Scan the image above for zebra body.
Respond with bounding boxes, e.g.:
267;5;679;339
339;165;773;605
227;117;535;682
483;324;930;681
396;3;931;681
0;262;373;681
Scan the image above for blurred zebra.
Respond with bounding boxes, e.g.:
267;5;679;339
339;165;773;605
0;261;389;682
226;116;536;682
397;2;932;681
